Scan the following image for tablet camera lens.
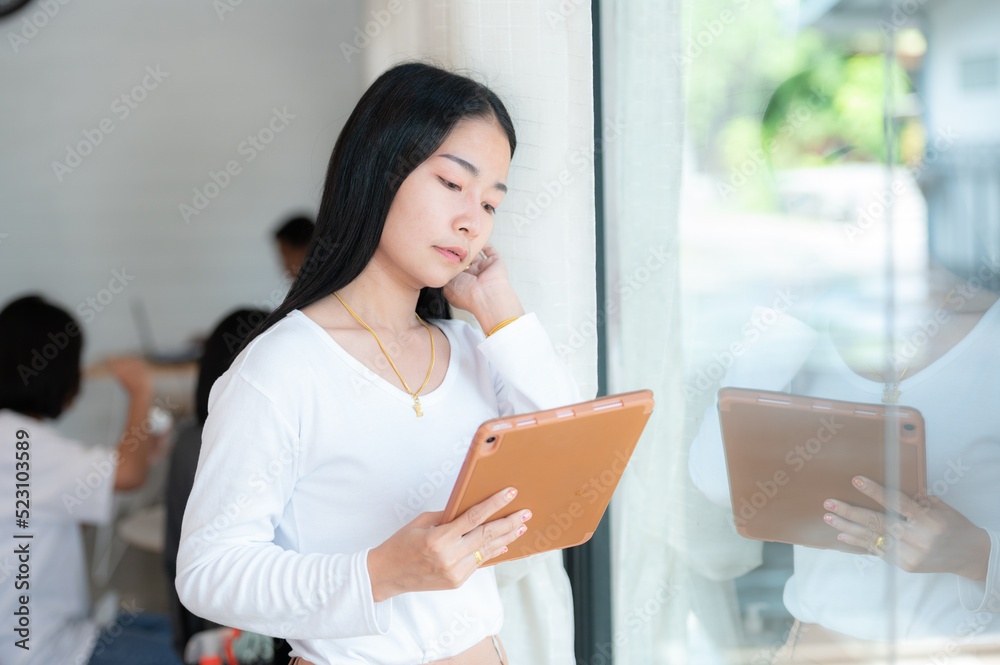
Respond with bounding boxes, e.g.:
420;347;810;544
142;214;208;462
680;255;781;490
486;436;496;443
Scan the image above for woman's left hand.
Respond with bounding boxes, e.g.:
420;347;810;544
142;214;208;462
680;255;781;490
823;476;990;580
444;242;525;331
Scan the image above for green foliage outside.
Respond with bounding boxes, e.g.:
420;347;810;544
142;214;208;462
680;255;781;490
678;0;921;210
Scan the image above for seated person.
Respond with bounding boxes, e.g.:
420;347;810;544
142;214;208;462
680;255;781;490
0;295;181;665
162;308;275;661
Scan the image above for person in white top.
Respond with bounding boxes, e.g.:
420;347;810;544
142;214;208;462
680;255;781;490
688;266;1000;662
175;62;581;665
0;295;180;665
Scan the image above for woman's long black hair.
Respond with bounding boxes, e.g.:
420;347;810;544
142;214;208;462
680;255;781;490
240;61;516;353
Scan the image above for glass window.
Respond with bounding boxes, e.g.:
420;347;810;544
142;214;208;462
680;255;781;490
604;0;1000;662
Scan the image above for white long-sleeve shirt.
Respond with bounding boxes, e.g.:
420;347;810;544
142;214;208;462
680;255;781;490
175;310;580;664
689;303;1000;643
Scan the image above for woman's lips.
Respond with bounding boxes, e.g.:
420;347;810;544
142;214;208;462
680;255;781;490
434;246;464;264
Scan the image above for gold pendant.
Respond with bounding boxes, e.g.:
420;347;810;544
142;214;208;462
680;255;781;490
882;387;900;404
413;396;423;417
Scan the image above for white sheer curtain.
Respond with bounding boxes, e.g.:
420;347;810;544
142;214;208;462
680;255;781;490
362;3;597;664
601;1;759;663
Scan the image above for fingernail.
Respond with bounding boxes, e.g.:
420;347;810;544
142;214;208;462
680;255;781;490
853;477;865;489
501;546;508;553
837;534;846;542
824;500;837;511
522;511;532;522
517;525;527;536
824;514;835;525
506;488;517;501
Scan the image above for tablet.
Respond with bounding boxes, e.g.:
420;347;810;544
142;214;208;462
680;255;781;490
440;390;654;565
717;388;927;553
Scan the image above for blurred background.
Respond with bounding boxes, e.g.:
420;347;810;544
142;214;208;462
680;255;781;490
1;0;362;432
0;0;364;656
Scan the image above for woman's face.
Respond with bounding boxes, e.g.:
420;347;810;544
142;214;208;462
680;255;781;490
374;116;512;290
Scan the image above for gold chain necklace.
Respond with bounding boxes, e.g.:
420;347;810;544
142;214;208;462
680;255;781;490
871;281;960;404
333;292;434;417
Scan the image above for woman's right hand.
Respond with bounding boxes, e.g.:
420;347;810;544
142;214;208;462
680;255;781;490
366;487;531;602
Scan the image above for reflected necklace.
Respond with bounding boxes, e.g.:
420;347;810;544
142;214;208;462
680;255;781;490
870;281;960;404
333;292;434;417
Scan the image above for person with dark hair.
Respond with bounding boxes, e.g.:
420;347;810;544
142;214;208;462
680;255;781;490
274;215;315;279
176;61;580;664
0;295;181;665
162;308;269;658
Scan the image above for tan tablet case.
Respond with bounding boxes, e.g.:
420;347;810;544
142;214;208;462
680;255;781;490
441;390;654;565
718;388;926;553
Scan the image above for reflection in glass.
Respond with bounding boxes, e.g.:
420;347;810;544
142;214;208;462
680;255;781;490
609;0;1000;662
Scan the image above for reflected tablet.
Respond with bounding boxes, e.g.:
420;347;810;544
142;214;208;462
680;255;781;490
717;388;927;552
441;390;654;565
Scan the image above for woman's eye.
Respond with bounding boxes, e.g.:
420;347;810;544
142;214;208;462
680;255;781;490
438;177;460;190
483;203;496;214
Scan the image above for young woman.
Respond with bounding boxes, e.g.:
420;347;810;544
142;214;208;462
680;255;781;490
175;62;580;665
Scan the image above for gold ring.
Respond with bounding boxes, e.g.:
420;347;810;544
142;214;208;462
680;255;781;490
875;535;886;550
473;550;484;565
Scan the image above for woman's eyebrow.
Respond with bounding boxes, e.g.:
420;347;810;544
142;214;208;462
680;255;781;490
439;153;507;193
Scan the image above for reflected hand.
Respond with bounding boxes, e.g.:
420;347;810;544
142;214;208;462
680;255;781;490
823;475;989;580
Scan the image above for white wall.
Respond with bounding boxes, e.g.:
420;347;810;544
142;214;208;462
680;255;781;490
923;0;1000;143
0;0;364;363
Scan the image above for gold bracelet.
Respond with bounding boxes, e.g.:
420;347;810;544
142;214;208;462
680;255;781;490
486;316;520;337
